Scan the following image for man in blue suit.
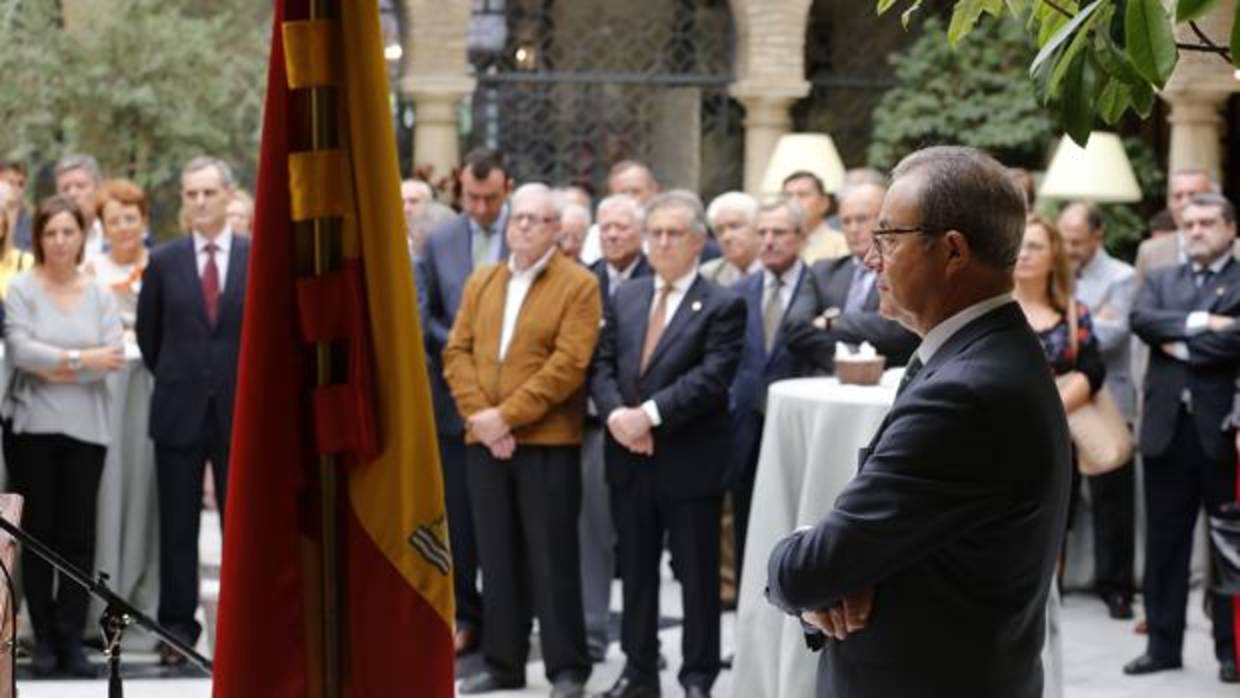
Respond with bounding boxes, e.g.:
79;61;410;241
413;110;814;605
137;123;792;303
415;147;510;654
1127;192;1239;683
766;146;1071;698
136;156;249;663
591;191;746;698
729;198;816;591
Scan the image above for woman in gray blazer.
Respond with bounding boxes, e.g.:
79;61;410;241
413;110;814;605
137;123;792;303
3;195;123;677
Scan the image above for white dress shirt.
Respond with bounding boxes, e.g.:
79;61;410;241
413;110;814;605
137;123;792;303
193;229;234;291
638;265;700;427
606;257;642;296
916;292;1014;365
498;246;557;361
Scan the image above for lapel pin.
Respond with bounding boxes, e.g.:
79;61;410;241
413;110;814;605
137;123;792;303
1217;287;1225;296
691;300;702;312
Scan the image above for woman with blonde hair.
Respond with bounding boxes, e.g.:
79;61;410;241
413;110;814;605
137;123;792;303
0;180;34;298
87;179;150;329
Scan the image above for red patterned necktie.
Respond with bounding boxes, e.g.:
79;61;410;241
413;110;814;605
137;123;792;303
202;242;220;324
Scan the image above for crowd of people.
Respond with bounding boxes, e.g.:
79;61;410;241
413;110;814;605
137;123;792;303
411;146;1240;697
0;154;252;678
0;140;1234;695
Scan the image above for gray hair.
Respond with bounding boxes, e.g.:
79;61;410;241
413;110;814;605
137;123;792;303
182;156;236;189
706;191;758;227
1060;201;1103;233
843;167;888;188
1169;168;1221;193
55;153;102;183
1187;192;1236;224
891;145;1026;272
645;190;707;238
837;181;887;208
402;178;432;199
560;202;592;227
511;182;562;216
596;194;644;226
757;196;808;234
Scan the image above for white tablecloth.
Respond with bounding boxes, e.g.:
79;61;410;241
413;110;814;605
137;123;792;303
0;344;160;645
732;372;901;698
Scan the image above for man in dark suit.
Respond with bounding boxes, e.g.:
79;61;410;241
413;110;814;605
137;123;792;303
136;156;249;662
766;145;1072;698
580;193;651;661
729;198;815;592
591;191;746;698
782;182;918;372
1126;192;1239;683
415;148;510;654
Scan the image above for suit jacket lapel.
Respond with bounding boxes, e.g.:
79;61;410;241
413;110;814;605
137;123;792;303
645;275;704;374
221;240;247;325
179;237;210;328
622;281;654;381
827;258;854;308
767;265;808;369
1204;258;1239;312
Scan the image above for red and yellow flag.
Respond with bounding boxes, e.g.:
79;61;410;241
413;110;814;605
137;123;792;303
212;1;454;695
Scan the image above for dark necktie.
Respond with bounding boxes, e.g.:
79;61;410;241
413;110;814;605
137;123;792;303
896;356;923;397
202;243;220;324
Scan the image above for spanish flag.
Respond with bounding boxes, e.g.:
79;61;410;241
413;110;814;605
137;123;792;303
212;0;454;695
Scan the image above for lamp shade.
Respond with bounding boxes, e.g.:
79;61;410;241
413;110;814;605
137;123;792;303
760;133;846;195
1038;132;1142;203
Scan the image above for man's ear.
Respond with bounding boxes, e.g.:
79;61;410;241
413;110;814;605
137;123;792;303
942;230;971;271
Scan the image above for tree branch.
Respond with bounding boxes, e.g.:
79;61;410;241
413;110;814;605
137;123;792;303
1185;20;1233;63
1040;0;1075;19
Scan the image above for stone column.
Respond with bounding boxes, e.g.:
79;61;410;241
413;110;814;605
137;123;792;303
731;82;809;194
400;75;476;180
1162;91;1230;181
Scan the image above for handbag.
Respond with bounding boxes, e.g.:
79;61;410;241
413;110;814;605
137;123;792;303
1057;299;1133;476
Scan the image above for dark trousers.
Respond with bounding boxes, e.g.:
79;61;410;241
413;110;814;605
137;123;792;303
612;471;722;690
7;431;105;656
1142;409;1236;663
1087;460;1135;596
467;443;589;685
440;432;482;633
731;416;763;595
155;401;229;646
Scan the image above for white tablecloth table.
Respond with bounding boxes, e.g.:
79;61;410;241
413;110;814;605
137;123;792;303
0;344;160;646
732;372;900;698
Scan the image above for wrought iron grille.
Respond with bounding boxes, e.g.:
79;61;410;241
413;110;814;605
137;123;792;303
466;0;741;200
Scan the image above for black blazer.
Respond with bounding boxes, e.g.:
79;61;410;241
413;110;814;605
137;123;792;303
1130;257;1240;461
783;255;918;371
766;302;1071;698
590;275;746;499
136;235;249;448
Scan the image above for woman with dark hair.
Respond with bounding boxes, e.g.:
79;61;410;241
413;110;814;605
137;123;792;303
3;195;124;677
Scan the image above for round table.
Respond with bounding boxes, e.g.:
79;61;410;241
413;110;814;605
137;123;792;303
732;372;900;698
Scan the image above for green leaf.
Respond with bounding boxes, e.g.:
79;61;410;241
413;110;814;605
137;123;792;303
1060;50;1096;144
901;1;924;29
1030;0;1102;77
948;0;1006;46
1174;0;1219;23
1004;0;1029;17
877;0;901;16
1232;5;1240;68
1130;78;1155;116
1125;0;1179;86
1095;78;1131;124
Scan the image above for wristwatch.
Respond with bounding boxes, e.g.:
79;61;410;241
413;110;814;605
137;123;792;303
67;350;82;371
816;306;841;331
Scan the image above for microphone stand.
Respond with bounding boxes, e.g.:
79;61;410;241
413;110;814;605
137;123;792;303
0;515;211;696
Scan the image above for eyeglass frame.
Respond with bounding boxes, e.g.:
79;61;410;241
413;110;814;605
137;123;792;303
869;226;941;259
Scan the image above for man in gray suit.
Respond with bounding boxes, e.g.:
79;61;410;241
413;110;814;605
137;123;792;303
1059;202;1138;620
416;147;511;654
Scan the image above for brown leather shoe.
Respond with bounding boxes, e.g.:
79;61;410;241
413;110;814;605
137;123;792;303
454;627;479;656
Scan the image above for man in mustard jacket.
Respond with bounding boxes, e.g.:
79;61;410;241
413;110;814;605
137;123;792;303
444;182;602;698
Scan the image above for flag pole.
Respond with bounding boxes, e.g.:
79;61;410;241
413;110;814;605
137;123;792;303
307;1;343;696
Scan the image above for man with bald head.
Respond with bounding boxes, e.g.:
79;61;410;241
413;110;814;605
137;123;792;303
1135;169;1222;284
783;182;918;372
444;183;600;696
1057;201;1138;620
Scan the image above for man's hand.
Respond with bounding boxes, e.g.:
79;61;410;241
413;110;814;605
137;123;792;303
468;407;509;446
801;588;874;641
1207;314;1237;332
607;407;654;454
487;434;516;461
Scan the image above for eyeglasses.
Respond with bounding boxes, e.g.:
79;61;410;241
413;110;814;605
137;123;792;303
511;212;558;227
870;226;931;259
646;227;690;242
